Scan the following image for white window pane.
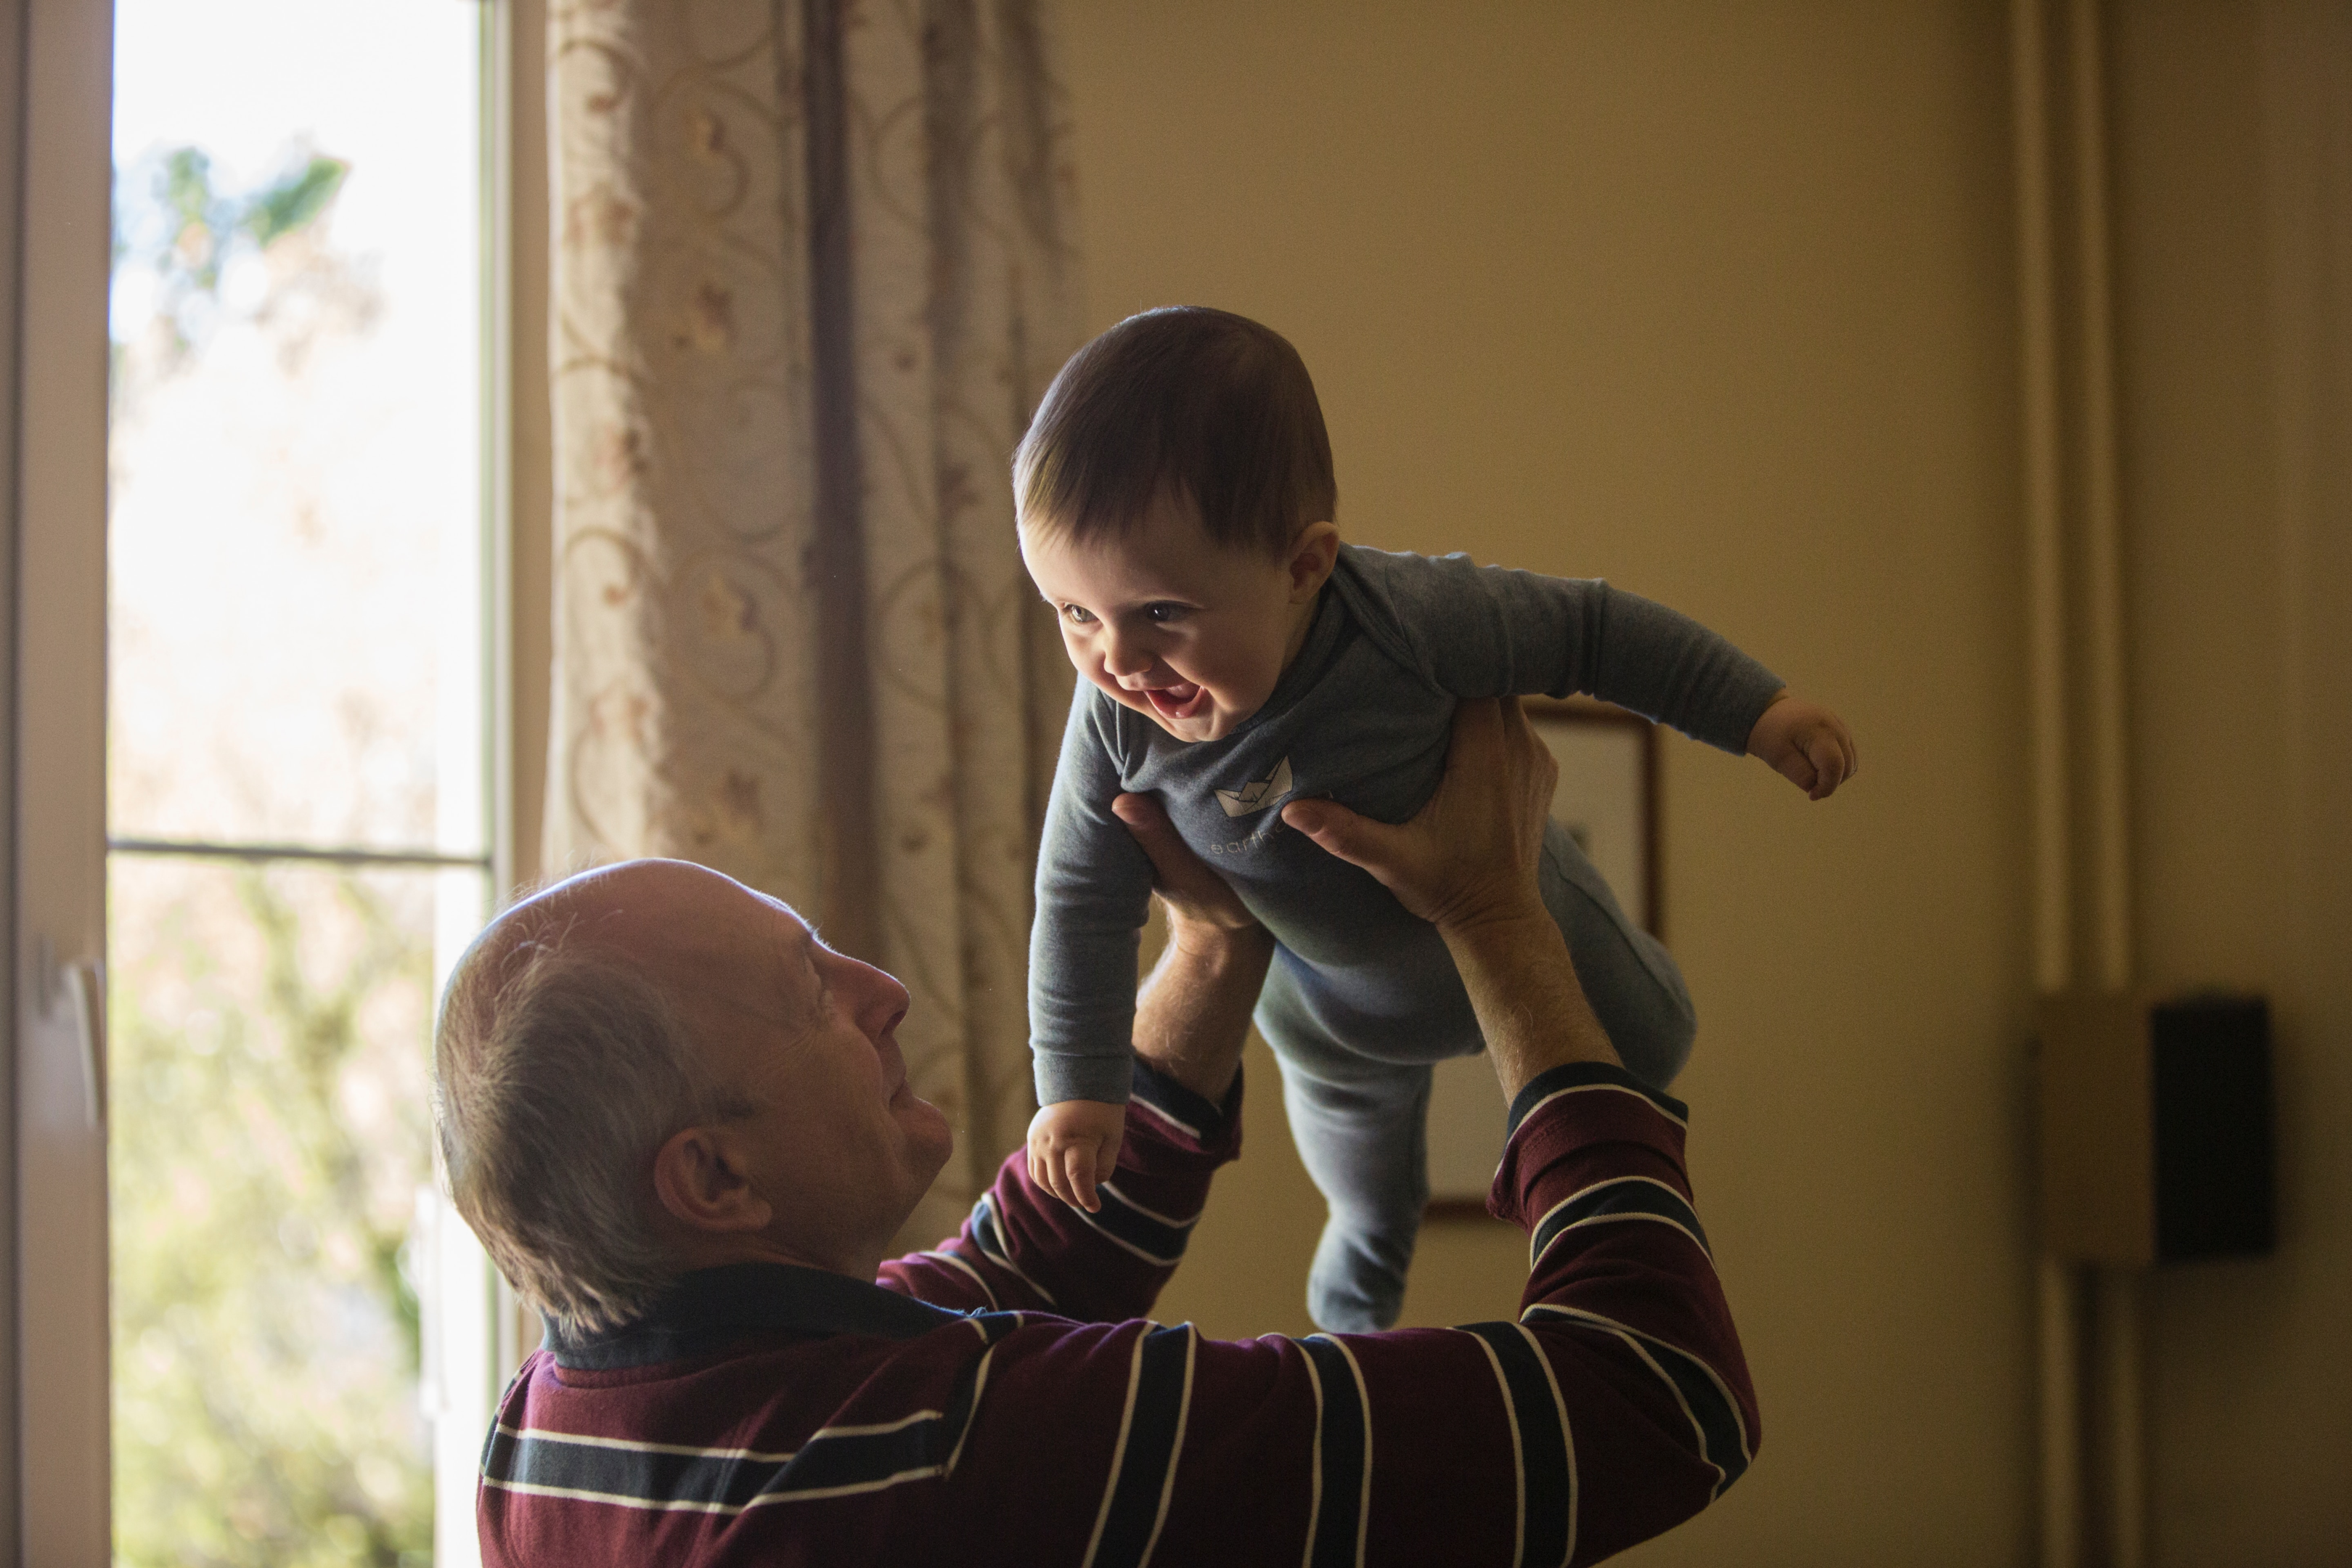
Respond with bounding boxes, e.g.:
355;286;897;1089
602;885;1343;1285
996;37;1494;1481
106;4;494;1562
109;0;484;854
109;856;470;1563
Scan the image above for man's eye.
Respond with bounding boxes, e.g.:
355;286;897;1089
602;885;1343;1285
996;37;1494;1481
1145;603;1189;624
1062;604;1096;625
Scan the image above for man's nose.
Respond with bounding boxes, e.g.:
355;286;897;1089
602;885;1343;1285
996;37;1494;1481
845;954;911;1036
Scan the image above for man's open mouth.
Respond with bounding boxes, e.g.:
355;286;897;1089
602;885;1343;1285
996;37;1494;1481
1141;681;1209;722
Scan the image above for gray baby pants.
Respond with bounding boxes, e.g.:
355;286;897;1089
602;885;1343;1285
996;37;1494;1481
1254;822;1695;1332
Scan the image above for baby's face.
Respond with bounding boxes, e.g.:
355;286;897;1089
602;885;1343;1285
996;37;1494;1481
1021;494;1328;743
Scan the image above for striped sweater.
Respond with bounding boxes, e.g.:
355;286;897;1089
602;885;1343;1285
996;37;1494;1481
478;1058;1758;1567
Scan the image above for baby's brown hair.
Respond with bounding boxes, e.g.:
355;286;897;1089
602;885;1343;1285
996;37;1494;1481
1014;306;1336;555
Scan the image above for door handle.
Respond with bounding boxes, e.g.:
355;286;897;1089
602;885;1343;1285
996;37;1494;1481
35;935;105;1129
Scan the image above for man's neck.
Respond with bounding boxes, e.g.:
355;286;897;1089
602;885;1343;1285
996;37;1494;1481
661;1229;883;1286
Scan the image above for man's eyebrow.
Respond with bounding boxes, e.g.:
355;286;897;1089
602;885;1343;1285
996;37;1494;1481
783;920;829;1029
806;942;830;1021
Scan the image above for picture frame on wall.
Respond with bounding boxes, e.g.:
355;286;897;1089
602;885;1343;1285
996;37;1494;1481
1423;696;1661;1217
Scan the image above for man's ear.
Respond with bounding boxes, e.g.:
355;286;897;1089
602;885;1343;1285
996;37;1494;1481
1286;521;1341;603
652;1124;775;1235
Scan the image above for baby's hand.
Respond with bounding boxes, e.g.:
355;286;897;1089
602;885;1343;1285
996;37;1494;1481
1747;693;1860;801
1026;1099;1127;1213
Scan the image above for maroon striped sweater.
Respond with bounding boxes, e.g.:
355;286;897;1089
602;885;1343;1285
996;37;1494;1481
478;1059;1757;1567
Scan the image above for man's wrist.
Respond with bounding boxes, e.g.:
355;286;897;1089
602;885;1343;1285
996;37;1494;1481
1165;914;1274;969
1431;895;1555;956
1133;918;1272;1103
1438;901;1620;1098
1132;1034;1246;1103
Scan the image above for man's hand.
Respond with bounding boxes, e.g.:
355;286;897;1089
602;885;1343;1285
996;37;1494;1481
1281;696;1619;1095
1111;793;1262;939
1747;692;1859;801
1279;696;1556;934
1027;1098;1127;1213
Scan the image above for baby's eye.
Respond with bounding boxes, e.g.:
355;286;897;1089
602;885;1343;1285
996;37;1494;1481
1144;603;1190;624
1061;604;1097;625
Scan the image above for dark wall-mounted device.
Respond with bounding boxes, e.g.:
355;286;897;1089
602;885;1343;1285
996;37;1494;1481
2037;991;2275;1267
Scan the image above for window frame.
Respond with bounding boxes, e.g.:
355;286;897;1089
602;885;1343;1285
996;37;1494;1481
12;0;118;1557
8;0;538;1553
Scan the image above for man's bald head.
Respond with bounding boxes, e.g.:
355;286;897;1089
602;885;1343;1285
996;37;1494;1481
434;861;762;1336
435;859;951;1336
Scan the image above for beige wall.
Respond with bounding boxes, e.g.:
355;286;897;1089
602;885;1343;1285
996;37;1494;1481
1065;4;2034;1561
1063;2;2348;1564
2108;4;2352;1564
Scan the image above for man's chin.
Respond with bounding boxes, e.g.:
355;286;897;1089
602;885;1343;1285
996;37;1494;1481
900;1093;955;1175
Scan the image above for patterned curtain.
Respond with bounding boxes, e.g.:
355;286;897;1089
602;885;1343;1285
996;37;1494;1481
544;0;1082;1246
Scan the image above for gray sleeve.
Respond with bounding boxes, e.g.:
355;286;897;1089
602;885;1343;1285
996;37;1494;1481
1366;551;1786;755
1027;686;1156;1106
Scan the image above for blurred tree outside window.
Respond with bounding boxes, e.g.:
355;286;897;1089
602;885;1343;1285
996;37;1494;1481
107;4;491;1563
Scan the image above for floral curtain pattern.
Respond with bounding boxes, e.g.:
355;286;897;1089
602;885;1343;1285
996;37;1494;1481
546;0;1081;1245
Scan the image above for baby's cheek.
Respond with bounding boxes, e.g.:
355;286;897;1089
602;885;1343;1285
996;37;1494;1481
1193;645;1259;696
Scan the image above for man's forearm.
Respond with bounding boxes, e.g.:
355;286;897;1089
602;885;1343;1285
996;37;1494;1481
1439;904;1622;1101
1132;920;1275;1102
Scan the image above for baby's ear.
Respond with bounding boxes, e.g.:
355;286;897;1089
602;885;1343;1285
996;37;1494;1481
1286;521;1342;600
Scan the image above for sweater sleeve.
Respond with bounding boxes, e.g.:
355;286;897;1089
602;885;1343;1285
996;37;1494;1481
1027;685;1159;1106
923;1061;1758;1568
1342;547;1787;755
877;1060;1240;1321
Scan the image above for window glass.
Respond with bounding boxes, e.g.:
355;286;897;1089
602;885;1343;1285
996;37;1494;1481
109;0;483;854
109;857;449;1563
107;3;489;1561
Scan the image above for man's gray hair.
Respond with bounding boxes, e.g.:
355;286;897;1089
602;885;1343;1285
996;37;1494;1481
433;914;743;1339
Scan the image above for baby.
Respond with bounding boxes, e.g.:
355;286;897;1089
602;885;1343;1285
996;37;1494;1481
1018;307;1856;1331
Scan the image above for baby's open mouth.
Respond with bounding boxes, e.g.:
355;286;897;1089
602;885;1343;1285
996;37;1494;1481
1142;681;1209;722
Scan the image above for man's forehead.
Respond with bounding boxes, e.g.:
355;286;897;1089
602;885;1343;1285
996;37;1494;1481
534;859;806;971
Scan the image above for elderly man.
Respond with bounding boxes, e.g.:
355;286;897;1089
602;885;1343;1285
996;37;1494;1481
435;698;1757;1567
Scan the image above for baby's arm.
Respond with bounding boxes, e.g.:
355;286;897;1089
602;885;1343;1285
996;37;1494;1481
1028;688;1158;1202
1028;786;1270;1214
1372;552;1855;795
1026;1099;1127;1212
1747;690;1861;799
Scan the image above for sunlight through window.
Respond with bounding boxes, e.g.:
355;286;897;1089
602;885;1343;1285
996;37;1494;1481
107;3;493;1561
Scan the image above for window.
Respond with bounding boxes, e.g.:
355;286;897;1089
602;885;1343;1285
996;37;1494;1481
15;0;519;1558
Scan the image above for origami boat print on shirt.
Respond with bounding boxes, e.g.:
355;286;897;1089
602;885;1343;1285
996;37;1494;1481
1214;756;1294;818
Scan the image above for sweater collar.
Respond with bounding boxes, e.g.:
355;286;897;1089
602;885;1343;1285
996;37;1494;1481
546;1260;964;1370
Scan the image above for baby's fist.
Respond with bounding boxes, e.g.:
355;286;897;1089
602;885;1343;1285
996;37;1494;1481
1026;1099;1127;1213
1747;693;1860;801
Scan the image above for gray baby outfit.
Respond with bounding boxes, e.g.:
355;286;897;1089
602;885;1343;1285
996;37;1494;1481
1030;544;1782;1330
